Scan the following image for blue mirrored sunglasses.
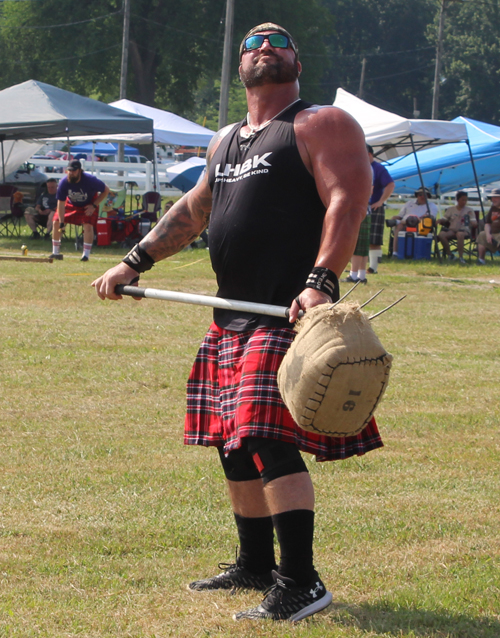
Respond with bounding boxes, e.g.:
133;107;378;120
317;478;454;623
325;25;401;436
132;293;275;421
244;33;293;53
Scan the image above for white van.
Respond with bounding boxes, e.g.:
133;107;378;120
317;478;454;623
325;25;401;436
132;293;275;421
102;155;150;164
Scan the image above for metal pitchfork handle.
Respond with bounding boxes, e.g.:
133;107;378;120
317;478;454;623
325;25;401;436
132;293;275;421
115;285;304;319
114;284;406;320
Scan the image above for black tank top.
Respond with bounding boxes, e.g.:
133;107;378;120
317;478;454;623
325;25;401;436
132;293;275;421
208;100;326;331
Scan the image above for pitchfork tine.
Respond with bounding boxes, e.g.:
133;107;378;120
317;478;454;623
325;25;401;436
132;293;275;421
359;289;384;309
368;295;407;320
328;280;361;309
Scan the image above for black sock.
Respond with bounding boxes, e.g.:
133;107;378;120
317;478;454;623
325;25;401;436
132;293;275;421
272;509;315;586
234;513;277;574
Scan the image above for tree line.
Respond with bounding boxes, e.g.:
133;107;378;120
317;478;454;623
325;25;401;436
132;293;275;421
0;0;498;130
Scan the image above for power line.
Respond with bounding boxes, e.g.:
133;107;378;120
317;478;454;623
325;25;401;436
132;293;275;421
9;43;121;65
131;13;221;43
1;10;121;29
302;45;435;59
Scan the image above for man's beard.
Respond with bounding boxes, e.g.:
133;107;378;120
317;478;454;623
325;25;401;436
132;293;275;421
68;174;79;183
240;54;299;88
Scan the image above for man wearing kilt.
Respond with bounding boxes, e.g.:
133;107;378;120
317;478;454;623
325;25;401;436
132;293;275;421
93;23;383;622
366;145;395;273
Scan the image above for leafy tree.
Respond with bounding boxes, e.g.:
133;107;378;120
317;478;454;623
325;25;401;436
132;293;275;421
0;0;330;124
319;0;437;117
431;0;500;123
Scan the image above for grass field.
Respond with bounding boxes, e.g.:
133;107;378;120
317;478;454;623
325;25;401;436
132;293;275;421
1;224;499;637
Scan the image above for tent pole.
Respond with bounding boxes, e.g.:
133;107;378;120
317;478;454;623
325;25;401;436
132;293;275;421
66;129;71;163
1;139;5;183
410;133;441;262
91;141;96;172
465;139;485;220
410;134;430;212
152;131;157;192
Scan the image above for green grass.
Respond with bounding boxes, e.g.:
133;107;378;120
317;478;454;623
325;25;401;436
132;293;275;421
0;223;499;637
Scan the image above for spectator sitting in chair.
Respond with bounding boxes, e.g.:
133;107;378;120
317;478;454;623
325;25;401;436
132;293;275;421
391;187;437;254
51;160;109;261
438;190;477;264
24;178;58;239
476;188;500;265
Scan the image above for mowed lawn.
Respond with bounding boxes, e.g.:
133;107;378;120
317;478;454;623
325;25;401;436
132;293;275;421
1;230;499;638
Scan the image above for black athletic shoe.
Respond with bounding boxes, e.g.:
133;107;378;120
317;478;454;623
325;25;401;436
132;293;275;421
367;267;377;274
80;255;89;262
188;559;274;593
340;275;358;283
49;253;63;260
31;231;41;239
233;570;332;622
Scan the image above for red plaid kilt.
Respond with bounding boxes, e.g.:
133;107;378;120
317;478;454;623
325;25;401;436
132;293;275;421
184;323;384;462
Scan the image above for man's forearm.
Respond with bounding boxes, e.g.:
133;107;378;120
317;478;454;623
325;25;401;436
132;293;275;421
141;192;211;262
315;202;366;278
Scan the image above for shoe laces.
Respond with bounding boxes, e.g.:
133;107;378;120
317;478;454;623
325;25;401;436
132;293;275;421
218;546;240;573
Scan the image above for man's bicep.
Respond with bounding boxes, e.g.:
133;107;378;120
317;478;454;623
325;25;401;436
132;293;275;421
305;110;371;210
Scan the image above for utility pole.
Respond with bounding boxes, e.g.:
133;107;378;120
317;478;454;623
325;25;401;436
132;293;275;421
118;0;131;171
119;0;131;100
219;0;234;129
432;0;447;120
358;57;367;99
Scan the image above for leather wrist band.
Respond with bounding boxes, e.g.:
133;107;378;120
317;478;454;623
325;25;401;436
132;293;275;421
122;244;155;273
305;266;340;302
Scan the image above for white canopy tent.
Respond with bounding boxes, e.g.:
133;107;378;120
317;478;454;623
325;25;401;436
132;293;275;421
332;89;479;260
333;89;468;161
54;99;216;148
108;100;216;148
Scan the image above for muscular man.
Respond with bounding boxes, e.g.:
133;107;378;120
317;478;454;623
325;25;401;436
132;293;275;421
51;159;109;261
93;23;382;622
24;177;58;238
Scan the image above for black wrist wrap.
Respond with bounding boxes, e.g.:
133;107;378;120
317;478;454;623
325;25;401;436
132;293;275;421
122;244;155;273
305;267;340;302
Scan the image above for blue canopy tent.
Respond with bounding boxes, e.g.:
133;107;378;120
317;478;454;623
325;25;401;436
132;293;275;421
165;157;205;193
386;117;500;203
71;141;139;156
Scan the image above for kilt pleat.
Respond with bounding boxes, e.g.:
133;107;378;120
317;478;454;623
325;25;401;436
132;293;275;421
184;323;384;462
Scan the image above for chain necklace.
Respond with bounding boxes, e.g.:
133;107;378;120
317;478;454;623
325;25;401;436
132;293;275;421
240;98;301;140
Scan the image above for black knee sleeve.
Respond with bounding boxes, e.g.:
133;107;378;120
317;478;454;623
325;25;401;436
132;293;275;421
246;438;308;485
217;445;261;482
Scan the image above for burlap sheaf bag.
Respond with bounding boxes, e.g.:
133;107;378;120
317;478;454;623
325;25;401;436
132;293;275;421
277;302;393;437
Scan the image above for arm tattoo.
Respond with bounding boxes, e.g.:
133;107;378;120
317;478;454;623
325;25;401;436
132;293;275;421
139;126;235;262
141;188;212;261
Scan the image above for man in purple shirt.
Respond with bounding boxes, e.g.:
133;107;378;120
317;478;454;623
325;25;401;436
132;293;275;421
367;145;394;273
50;159;109;261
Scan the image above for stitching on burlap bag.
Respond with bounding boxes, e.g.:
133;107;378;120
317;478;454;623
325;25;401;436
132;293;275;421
277;302;393;437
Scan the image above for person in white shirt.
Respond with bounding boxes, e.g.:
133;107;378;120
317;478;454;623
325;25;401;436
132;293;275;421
391;187;437;254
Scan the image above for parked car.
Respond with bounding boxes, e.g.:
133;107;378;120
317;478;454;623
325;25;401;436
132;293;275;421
5;163;49;205
102;154;150;164
46;150;66;159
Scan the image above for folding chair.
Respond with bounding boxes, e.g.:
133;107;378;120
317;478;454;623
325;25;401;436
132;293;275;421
440;211;481;262
140;191;162;226
0;185;24;237
99;188;126;218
